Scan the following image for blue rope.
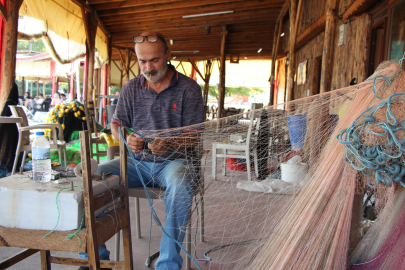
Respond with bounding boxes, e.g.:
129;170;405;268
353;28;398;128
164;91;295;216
372;75;391;99
336;73;405;188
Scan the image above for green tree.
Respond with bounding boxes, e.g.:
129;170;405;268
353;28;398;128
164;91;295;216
17;39;47;53
200;84;264;102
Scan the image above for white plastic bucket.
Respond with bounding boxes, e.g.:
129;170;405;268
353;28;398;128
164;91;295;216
280;162;308;184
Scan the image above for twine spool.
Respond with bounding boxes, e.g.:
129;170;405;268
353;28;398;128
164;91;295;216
74;159;98;177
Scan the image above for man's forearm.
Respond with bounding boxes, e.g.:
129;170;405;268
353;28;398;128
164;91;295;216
111;122;122;142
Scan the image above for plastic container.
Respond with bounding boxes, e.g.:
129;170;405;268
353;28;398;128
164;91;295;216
280;162;308;184
32;131;51;182
287;115;307;150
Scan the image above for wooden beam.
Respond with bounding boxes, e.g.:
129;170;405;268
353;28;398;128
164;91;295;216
202;60;213;108
0;249;39;269
112;60;122;73
296;14;326;48
0;0;22;112
217;25;227;119
188;59;205;81
286;0;297;102
293;0;304;46
320;0;338;93
125;49;131;82
270;21;282;105
0;1;7;21
80;130;100;270
96;0;283;13
85;12;98;101
101;2;284;24
276;0;290;23
342;0;379;20
106;9;278;32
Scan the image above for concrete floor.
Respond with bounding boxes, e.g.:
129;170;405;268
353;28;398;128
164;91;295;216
0;156;294;270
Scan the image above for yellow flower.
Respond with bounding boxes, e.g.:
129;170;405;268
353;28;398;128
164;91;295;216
52;115;57;119
55;104;60;109
74;112;78;117
76;111;81;116
82;117;86;121
58;113;63;118
65;109;69;113
62;124;65;129
28;153;32;158
79;106;84;111
73;106;78;111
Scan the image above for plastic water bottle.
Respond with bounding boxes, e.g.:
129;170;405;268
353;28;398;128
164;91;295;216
32;131;51;182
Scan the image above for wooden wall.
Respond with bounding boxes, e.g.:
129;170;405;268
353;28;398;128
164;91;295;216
296;0;326;36
330;12;372;90
290;0;373;99
293;33;324;99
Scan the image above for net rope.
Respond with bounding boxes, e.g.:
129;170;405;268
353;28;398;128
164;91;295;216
117;60;404;269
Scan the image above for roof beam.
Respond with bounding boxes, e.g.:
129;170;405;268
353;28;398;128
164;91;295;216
107;11;277;34
100;1;284;24
71;0;111;37
94;0;247;12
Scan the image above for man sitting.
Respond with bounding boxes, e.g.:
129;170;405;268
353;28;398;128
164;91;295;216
78;32;204;270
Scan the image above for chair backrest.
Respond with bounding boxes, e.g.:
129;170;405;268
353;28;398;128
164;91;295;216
84;101;98;134
9;105;30;145
246;109;262;143
106;105;116;124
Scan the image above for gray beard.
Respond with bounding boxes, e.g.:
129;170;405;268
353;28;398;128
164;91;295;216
143;63;168;83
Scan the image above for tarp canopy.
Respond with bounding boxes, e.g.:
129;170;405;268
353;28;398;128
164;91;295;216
18;0;108;65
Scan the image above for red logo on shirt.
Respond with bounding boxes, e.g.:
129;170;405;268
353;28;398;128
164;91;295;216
173;103;177;111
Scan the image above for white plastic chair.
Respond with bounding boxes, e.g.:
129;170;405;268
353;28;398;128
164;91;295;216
212;110;261;181
9;105;67;174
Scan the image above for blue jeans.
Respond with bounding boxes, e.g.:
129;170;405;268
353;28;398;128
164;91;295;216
88;157;195;270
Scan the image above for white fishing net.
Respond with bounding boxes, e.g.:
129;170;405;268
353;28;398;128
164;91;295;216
118;60;404;269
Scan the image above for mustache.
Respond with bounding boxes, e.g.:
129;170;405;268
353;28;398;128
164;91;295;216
143;70;158;76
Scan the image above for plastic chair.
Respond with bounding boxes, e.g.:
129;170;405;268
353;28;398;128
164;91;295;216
114;135;209;270
212;110;261;181
9;105;67;174
106;104;116;125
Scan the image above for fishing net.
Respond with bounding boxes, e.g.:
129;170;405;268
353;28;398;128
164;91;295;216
118;60;404;269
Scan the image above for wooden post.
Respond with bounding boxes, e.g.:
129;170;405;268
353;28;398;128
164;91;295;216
79;130;100;269
83;55;88;101
42;81;46;96
106;37;112;105
125;49;131;83
85;12;98;101
30;81;33;96
36;80;39;96
286;0;297;102
203;60;213;107
320;0;337;93
0;0;22;112
218;25;227;119
270;21;282;105
119;127;134;270
21;76;25;96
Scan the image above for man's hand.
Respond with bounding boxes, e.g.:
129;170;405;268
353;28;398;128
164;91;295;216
126;134;145;153
148;138;168;156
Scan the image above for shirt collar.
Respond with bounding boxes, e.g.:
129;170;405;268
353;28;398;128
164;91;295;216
139;64;178;89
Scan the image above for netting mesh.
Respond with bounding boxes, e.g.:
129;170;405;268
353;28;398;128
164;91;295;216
122;61;405;269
